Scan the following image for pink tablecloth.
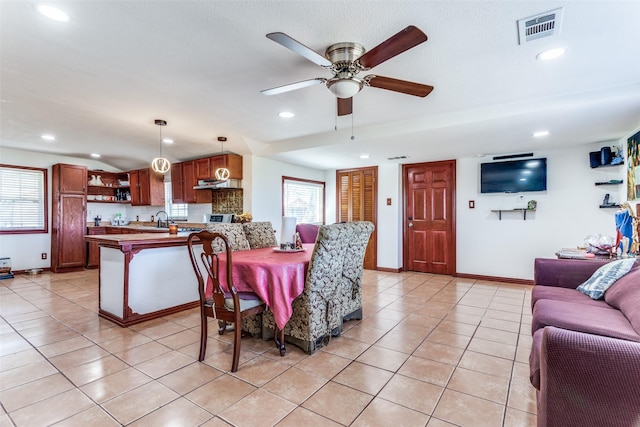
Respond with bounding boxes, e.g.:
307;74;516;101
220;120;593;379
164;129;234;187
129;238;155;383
217;244;313;330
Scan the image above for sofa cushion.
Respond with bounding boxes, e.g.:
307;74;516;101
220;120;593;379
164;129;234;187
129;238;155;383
531;286;615;310
576;258;637;299
604;262;640;333
532;299;640;342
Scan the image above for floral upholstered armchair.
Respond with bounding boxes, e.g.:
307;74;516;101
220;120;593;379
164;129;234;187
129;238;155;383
204;223;251;252
340;221;374;321
263;222;361;353
242;221;277;249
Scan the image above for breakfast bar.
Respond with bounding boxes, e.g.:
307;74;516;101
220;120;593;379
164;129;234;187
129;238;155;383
85;232;201;326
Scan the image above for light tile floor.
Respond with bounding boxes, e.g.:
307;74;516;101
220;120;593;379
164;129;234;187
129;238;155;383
0;269;537;426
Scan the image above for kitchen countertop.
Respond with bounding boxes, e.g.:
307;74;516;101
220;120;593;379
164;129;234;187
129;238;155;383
85;231;199;250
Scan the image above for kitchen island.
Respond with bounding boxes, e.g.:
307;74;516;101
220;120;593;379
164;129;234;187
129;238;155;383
85;232;201;326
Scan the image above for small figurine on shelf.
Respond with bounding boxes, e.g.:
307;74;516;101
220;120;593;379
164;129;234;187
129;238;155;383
89;175;97;185
95;175;103;186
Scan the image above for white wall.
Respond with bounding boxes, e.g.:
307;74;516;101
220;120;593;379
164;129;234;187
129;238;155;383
246;155;326;241
456;141;627;280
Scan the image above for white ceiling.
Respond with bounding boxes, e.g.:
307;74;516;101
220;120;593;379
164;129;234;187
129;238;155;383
1;1;639;171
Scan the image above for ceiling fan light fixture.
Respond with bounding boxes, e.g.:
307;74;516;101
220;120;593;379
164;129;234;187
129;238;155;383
327;78;363;99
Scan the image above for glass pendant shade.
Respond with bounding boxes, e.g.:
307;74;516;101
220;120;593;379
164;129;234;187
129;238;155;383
215;136;230;181
151;119;170;173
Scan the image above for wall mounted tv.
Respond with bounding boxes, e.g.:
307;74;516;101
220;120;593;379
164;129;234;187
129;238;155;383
480;158;547;193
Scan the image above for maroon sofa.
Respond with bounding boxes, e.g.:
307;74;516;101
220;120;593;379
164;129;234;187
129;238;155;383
530;258;640;427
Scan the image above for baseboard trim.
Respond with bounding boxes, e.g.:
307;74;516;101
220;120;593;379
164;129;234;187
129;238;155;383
456;272;533;286
376;266;402;273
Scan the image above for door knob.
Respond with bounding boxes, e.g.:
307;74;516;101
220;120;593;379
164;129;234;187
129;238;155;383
408;223;414;227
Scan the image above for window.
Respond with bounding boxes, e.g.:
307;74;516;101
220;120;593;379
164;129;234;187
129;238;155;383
282;176;325;224
164;182;188;220
0;165;48;233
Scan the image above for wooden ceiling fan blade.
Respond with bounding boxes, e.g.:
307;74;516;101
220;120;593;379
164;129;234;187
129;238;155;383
261;78;325;96
337;97;352;116
367;75;434;97
358;26;427;69
266;32;332;68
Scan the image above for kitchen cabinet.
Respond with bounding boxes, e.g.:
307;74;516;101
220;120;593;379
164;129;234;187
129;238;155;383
51;163;87;273
87;170;130;203
171;160;198;204
86;226;106;268
194;154;243;181
129;167;165;206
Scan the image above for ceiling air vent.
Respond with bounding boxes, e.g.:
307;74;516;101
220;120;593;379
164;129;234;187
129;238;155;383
387;155;409;160
517;8;563;44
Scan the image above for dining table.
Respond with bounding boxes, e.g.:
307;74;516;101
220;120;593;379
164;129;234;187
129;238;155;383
216;243;315;354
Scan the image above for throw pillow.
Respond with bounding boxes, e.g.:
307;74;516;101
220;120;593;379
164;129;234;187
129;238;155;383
576;258;637;299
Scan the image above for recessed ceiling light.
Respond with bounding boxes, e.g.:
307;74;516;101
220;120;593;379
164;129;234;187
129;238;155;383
90;153;100;158
533;130;549;137
37;5;70;22
360;154;370;159
536;47;566;61
162;138;174;144
278;112;295;118
41;134;56;141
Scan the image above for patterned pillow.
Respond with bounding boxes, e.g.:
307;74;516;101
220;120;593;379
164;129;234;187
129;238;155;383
576;258;637;299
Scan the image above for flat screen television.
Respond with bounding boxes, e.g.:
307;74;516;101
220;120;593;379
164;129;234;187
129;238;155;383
480;158;547;193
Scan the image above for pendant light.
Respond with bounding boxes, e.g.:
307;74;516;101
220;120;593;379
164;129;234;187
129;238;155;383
215;136;230;181
151;119;171;174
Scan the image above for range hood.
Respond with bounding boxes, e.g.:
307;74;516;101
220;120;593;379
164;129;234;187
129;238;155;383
193;178;242;190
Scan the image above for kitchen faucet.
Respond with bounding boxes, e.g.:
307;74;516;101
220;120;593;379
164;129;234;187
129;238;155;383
155;210;169;228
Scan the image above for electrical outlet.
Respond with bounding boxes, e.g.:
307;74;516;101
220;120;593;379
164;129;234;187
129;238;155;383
41;253;47;260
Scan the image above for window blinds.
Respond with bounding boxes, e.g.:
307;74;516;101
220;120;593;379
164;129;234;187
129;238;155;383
0;166;46;231
283;178;324;224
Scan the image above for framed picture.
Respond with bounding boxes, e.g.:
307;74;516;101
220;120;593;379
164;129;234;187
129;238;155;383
628;131;640;200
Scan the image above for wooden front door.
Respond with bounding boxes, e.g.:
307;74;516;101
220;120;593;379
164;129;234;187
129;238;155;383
403;160;456;275
336;167;377;269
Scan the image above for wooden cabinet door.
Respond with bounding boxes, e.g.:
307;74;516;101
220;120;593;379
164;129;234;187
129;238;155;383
53;194;86;270
182;160;197;203
210;154;242;180
129;168;165;206
195;157;211;180
86;227;106;268
129;169;141;206
336;167;377;269
57;163;87;194
138;168;151;205
171;162;185;203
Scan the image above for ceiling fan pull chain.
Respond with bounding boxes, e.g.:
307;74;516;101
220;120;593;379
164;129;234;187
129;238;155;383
351;110;355;141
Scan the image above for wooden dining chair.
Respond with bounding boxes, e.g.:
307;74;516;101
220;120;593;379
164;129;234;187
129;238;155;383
187;231;265;372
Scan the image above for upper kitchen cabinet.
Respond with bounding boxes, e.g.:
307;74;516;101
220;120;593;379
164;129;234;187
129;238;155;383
171;158;212;203
129;167;165;206
194;154;243;181
56;163;87;194
51;163;87;272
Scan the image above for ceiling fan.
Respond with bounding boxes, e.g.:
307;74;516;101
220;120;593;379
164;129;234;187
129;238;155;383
261;25;434;116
